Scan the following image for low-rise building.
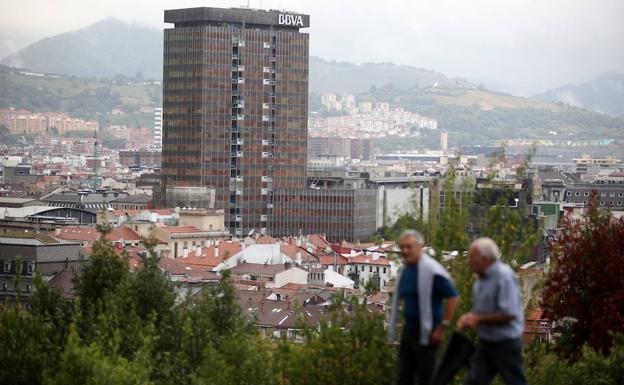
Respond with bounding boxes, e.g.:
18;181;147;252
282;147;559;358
0;231;83;302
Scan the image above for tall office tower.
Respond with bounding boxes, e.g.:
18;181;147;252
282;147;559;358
161;7;310;236
153;107;163;150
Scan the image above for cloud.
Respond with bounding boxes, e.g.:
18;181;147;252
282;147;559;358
0;0;622;95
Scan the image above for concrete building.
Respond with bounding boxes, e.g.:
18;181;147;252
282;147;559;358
0;206;96;233
0;231;83;302
308;137;374;161
118;150;162;168
271;187;378;242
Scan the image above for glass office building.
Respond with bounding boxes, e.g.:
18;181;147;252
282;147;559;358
161;7;310;236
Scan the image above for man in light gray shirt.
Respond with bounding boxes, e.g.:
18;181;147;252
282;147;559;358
457;238;527;385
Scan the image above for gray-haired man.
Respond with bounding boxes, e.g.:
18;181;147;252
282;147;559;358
457;238;527;385
388;230;459;385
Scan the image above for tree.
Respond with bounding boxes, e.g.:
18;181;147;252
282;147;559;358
279;295;396;385
45;325;154;385
542;192;624;356
0;305;50;385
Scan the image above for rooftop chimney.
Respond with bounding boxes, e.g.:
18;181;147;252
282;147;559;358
260;301;265;313
182;248;189;258
195;246;202;257
55;226;61;237
214;243;219;257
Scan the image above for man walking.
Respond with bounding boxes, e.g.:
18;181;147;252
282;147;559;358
388;230;459;385
457;237;528;385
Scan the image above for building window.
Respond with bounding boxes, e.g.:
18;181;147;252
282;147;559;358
3;262;10;273
27;263;33;274
383;267;387;274
369;266;372;273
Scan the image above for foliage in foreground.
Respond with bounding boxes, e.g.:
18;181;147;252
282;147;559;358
1;188;623;385
542;193;624;357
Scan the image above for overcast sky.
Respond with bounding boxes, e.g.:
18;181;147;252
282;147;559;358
1;0;623;95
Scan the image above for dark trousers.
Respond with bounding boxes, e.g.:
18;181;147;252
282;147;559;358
398;330;438;385
463;338;527;385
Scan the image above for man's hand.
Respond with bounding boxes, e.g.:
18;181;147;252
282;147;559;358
457;312;480;331
429;324;446;345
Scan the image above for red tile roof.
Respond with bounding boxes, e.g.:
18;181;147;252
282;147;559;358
164;225;202;233
159;257;220;281
319;255;349;266
280;244;318;262
307;234;330;249
255;235;278;244
348;254;391;266
51;226;142;242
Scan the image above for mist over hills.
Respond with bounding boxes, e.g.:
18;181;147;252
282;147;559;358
532;73;624;117
1;18;163;79
1;18;475;94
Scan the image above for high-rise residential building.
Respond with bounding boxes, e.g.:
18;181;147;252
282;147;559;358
161;7;310;237
440;131;448;151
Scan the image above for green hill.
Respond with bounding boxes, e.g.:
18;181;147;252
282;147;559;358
0;65;160;111
359;84;624;146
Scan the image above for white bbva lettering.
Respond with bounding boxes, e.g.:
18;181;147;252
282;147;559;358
278;14;304;26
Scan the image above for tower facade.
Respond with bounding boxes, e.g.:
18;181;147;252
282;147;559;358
161;7;309;236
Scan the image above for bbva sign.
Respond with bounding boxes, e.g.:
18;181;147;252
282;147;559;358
278;14;304;26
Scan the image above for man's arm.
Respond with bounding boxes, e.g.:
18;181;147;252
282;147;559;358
458;311;515;330
458;273;519;330
443;296;460;324
430;275;460;344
